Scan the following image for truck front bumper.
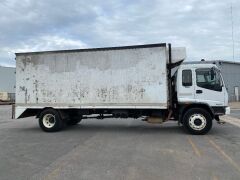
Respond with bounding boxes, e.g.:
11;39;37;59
212;106;230;115
225;106;231;115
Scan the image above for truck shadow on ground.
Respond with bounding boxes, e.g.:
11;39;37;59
19;121;185;135
17;119;226;136
66;123;185;135
65;124;223;136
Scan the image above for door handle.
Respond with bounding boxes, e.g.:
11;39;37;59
196;90;203;94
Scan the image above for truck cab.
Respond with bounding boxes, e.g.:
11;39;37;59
173;63;230;134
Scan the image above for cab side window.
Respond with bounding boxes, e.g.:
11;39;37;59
182;70;192;86
196;68;222;92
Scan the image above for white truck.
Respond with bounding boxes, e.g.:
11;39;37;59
14;43;230;134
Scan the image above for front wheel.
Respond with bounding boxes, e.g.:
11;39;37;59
183;108;212;135
39;109;65;132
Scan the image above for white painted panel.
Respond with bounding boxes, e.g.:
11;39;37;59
16;46;169;111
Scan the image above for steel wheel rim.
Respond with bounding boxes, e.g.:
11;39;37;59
189;114;207;131
42;114;56;128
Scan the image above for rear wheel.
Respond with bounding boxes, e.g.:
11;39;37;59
183;108;212;135
39;109;65;132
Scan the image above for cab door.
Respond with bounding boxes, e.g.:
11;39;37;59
177;69;196;103
194;68;225;106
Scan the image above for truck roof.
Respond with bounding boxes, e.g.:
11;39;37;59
180;63;218;69
15;43;167;56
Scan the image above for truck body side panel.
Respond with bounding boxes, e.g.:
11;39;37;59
15;45;169;118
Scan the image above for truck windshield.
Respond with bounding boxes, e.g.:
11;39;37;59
196;68;223;92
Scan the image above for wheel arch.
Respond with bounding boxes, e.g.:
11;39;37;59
36;107;69;121
36;107;54;118
179;103;214;123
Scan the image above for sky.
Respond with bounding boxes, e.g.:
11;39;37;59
0;0;240;67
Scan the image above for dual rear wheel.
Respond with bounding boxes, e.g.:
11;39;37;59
39;109;81;132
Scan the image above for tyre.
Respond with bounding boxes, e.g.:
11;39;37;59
183;108;212;135
66;117;82;126
39;109;65;132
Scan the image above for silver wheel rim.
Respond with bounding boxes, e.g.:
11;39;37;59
42;114;56;128
189;114;207;131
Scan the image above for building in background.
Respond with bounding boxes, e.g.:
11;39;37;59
0;66;16;102
184;60;240;102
